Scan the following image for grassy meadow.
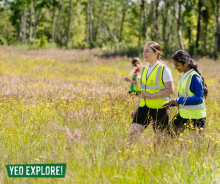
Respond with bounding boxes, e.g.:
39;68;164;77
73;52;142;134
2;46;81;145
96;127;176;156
0;47;220;183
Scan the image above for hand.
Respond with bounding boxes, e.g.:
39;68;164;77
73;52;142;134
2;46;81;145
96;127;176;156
171;98;178;106
131;79;138;84
141;90;152;98
162;99;178;109
162;101;170;109
130;110;137;119
124;77;130;82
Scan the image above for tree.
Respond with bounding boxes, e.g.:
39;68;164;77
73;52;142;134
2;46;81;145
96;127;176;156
162;0;170;43
138;0;144;55
1;0;219;58
50;0;59;43
143;0;147;41
173;0;184;50
196;0;203;49
54;0;63;42
65;0;72;48
119;0;130;42
153;0;159;40
215;0;220;52
202;1;211;50
21;8;27;43
89;0;92;47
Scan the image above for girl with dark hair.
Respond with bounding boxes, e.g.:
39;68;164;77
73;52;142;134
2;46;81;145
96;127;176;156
128;41;174;142
163;50;207;135
124;57;142;95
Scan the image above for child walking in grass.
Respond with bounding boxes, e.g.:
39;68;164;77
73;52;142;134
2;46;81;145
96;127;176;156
124;57;142;95
162;50;207;136
128;42;174;142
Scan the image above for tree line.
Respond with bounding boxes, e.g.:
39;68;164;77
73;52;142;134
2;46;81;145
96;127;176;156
0;0;219;58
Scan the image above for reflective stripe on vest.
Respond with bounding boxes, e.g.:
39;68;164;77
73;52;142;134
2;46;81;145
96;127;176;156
141;95;170;100
140;85;165;90
178;70;206;119
133;81;141;93
139;63;171;109
140;66;146;86
179;104;206;110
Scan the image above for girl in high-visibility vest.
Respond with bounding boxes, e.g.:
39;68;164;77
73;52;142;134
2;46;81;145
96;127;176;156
128;41;174;142
162;50;208;135
124;57;142;95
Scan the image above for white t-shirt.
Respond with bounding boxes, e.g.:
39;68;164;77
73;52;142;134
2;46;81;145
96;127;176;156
179;69;193;86
146;61;173;82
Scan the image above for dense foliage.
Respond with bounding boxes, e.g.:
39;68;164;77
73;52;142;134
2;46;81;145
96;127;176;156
0;0;219;58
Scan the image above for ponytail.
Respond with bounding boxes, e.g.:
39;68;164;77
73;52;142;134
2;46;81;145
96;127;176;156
157;56;165;64
172;50;208;98
147;41;165;64
188;58;208;98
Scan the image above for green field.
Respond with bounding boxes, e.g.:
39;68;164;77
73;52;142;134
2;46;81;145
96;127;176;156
0;47;220;183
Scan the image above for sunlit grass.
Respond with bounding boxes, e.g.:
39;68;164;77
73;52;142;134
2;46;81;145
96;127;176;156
0;47;220;183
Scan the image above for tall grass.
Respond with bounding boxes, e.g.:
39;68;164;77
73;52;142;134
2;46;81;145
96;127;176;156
0;47;220;183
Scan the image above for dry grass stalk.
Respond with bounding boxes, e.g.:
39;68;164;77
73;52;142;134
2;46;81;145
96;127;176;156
64;125;81;142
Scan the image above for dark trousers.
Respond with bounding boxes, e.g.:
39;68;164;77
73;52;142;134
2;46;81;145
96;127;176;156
132;105;170;132
169;113;206;136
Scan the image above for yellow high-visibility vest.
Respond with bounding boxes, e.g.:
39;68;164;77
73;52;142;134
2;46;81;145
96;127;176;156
178;70;206;119
139;63;171;109
133;79;141;93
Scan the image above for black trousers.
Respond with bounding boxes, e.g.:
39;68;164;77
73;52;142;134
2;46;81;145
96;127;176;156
169;113;206;135
132;105;170;132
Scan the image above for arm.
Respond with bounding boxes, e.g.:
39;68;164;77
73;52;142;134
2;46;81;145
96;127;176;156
162;75;204;109
176;75;204;105
124;77;138;84
124;77;132;83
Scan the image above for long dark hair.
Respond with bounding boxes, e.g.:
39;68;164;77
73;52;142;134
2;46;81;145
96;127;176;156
172;50;208;98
